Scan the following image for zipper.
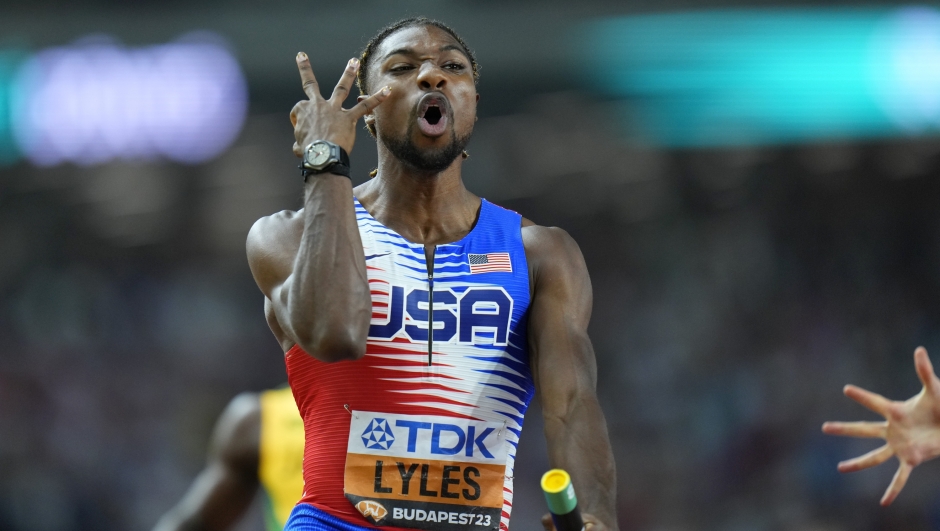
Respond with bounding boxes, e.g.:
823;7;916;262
427;245;436;367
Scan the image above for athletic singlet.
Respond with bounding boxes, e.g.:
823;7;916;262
259;386;306;531
284;198;533;531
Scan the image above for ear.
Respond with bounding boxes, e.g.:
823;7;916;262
358;94;376;126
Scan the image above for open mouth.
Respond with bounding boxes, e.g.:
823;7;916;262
417;95;449;137
423;105;442;125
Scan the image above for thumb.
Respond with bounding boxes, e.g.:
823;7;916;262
541;513;556;531
915;347;938;394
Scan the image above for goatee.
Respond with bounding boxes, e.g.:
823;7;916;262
381;126;471;174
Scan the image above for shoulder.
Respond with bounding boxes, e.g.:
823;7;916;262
521;219;591;300
210;392;262;468
521;219;580;253
246;210;304;294
522;220;586;272
246;209;303;259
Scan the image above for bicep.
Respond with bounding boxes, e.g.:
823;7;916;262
247;213;304;346
526;229;597;418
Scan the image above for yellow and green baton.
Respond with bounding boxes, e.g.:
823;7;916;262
541;469;584;531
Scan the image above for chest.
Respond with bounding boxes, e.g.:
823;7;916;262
361;237;524;349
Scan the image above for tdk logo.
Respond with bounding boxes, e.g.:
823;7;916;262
369;286;513;346
361;418;496;458
395;420;496;458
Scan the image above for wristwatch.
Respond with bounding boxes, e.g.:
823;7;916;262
301;140;350;178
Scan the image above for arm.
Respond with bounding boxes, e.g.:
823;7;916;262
153;393;261;531
823;347;940;506
525;226;618;531
246;53;390;361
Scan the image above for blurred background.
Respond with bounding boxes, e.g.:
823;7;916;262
3;0;940;529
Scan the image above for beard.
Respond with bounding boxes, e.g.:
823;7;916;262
380;121;472;174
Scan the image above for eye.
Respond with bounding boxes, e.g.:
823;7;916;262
389;64;414;73
444;62;465;71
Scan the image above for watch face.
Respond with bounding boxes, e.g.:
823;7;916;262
307;142;331;167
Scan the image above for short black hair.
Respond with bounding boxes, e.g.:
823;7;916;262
356;17;480;98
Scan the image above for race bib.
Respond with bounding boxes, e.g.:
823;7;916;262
344;411;506;531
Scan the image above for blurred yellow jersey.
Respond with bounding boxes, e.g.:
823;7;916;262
259;386;305;531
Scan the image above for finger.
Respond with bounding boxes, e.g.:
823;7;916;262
349;86;391;121
540;513;555;531
330;58;359;104
290;101;303;128
822;421;887;439
844;384;892;416
914;347;937;393
838;444;894;473
296;52;320;100
881;461;912;506
581;512;602;531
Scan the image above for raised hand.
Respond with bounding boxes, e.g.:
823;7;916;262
823;347;940;506
289;52;390;157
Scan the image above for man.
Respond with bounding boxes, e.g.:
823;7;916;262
823;347;940;506
153;386;305;531
247;17;617;531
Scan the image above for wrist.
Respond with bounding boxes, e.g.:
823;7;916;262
300;140;350;180
304;171;352;181
302;172;353;190
302;166;350;181
301;172;354;205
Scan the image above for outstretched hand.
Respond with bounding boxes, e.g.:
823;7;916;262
289;52;390;157
823;347;940;506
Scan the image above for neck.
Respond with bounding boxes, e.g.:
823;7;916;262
357;144;481;245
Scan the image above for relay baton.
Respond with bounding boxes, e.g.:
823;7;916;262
541;469;585;531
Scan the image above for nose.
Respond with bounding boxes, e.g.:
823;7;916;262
416;62;446;90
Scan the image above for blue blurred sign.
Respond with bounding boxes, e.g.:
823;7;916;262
0;51;26;166
578;7;940;146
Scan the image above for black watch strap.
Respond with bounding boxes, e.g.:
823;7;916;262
301;162;350;179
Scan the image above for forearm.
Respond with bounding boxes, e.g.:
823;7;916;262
284;175;371;360
544;395;618;530
153;467;257;531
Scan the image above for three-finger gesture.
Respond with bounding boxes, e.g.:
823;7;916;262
290;53;390;157
823;347;940;505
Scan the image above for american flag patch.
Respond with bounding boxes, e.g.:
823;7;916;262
468;252;512;274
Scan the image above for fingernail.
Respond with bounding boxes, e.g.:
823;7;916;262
297;52;307;60
350;57;359;67
381;86;391;95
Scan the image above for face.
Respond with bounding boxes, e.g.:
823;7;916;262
363;25;479;173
